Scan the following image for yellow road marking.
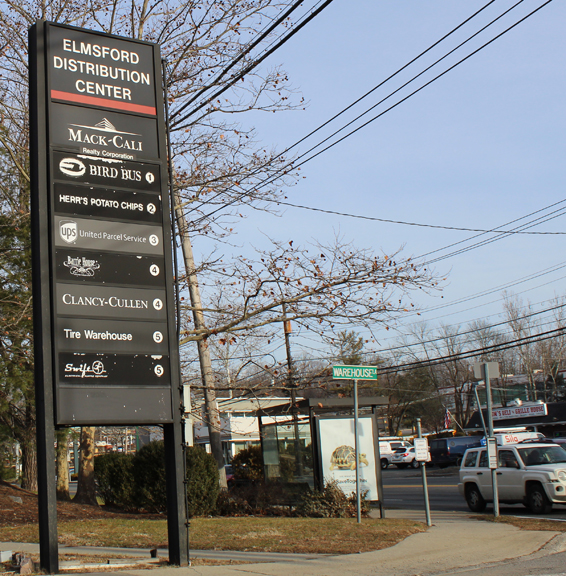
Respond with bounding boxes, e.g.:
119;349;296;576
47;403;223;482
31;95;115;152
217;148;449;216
383;484;458;488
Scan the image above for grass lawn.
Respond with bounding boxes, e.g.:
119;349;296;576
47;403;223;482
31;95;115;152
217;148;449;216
481;515;566;533
0;517;427;555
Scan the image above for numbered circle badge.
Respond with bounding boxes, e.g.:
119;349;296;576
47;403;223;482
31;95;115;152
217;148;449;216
149;234;159;246
149;264;160;277
153;298;163;311
154;364;164;377
147;203;156;214
146;172;155;183
153;331;164;343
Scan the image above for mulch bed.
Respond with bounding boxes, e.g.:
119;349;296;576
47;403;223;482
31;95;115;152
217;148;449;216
0;481;160;527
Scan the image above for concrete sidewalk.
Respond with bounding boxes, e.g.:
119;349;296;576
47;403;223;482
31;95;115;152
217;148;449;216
2;513;565;576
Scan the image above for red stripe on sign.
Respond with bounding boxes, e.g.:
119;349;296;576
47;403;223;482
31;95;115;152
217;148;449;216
51;90;156;116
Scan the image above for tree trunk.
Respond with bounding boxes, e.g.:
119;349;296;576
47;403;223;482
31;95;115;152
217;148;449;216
74;427;98;505
20;403;37;491
56;428;70;501
20;439;37;492
174;191;227;489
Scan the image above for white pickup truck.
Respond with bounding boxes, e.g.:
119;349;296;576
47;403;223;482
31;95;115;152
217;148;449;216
458;441;566;514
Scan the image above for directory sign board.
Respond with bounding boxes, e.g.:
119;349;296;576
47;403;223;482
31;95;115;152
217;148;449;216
31;22;177;424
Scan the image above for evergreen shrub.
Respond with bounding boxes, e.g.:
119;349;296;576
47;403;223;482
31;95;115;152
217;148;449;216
231;445;263;481
185;445;219;517
96;441;220;516
94;452;135;510
132;440;167;513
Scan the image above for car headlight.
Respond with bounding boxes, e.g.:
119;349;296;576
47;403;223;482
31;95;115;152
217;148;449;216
557;470;566;482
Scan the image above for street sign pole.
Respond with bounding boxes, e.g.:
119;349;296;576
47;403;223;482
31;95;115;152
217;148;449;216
332;364;378;521
474;361;500;518
484;363;500;518
354;378;361;524
416;418;431;527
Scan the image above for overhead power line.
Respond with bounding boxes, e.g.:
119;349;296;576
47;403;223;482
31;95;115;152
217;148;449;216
272;199;566;235
378;325;566;376
169;0;306;119
187;0;553;229
172;0;337;127
182;0;501;218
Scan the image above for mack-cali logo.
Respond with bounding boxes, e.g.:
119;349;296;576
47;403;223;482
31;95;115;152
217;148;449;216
59;220;78;244
59;157;86;177
63;255;100;277
68;118;143;152
64;360;107;379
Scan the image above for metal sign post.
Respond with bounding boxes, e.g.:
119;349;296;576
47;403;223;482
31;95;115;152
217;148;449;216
474;362;500;518
333;365;378;523
353;379;361;523
415;419;431;526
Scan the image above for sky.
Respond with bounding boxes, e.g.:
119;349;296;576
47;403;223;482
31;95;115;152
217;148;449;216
193;0;566;366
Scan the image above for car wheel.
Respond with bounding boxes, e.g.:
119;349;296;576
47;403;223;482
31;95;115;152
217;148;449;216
465;484;486;513
410;459;419;469
527;484;553;514
381;458;389;470
396;464;408;469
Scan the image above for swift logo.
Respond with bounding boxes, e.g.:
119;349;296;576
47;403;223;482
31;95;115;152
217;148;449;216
59;220;78;244
64;360;107;378
59;157;86;177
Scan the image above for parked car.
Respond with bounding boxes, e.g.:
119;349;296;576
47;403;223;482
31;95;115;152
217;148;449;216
391;446;419;469
429;436;482;467
459;441;566;513
379;439;413;469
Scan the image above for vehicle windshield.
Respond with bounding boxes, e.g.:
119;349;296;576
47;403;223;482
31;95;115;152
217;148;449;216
393;448;406;453
517;445;566;466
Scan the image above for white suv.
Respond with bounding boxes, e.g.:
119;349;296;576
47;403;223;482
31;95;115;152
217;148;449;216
459;441;566;514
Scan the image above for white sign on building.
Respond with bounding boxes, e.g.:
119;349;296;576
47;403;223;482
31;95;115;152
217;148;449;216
492;403;548;420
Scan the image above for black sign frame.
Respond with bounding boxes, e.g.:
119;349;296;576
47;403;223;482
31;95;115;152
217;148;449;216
30;20;188;571
32;21;180;426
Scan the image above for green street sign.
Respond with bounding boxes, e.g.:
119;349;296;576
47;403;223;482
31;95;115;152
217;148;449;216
332;365;377;380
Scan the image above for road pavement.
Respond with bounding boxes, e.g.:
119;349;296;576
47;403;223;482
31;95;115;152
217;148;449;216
382;465;566;519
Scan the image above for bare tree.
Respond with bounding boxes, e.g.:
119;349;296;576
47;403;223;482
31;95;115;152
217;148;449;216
504;294;541;401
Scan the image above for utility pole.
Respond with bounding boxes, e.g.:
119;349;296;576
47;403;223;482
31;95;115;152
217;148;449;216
282;303;303;476
173;192;227;489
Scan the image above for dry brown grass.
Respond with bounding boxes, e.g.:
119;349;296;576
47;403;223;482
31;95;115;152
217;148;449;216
479;515;566;532
0;516;427;555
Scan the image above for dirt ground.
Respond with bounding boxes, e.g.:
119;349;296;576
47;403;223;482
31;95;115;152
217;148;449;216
0;480;157;527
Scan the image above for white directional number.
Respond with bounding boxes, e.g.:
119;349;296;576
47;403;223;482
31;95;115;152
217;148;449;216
147;203;156;214
154;365;164;377
149;264;160;276
153;331;163;343
149;234;159;246
145;172;155;183
153;298;163;311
